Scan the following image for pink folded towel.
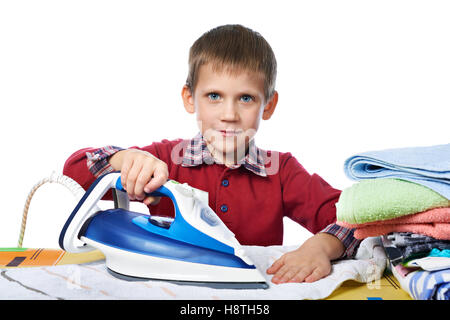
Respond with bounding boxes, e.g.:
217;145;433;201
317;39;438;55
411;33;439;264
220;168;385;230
337;207;450;240
349;223;450;240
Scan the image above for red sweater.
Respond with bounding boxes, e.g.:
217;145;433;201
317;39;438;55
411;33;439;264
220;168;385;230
63;139;342;247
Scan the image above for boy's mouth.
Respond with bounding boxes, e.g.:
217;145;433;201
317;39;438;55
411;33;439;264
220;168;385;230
218;129;243;137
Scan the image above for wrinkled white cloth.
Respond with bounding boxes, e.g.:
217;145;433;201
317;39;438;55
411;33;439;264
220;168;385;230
0;237;386;300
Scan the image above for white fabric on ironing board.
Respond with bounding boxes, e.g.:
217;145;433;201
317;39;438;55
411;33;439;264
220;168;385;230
0;238;386;300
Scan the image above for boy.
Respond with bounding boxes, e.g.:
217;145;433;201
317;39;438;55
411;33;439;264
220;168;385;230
63;24;360;284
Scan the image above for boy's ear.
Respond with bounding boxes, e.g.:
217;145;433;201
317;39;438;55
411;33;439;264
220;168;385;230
262;91;278;120
182;85;195;114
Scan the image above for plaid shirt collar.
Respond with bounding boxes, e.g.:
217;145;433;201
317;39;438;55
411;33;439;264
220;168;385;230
181;133;268;177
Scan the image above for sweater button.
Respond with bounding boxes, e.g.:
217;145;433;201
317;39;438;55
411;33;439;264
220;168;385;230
221;179;229;187
220;204;228;213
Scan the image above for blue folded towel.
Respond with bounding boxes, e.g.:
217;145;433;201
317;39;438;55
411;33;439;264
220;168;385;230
344;143;450;199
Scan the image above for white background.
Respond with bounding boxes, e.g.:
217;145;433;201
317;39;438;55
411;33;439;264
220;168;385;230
0;0;449;248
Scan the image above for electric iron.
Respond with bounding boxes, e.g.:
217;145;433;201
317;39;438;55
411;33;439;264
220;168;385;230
59;172;268;289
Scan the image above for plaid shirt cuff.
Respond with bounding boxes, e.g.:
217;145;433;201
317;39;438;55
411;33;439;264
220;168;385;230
320;223;361;259
86;146;124;178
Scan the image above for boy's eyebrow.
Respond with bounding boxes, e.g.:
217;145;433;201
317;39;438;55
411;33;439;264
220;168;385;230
200;88;261;97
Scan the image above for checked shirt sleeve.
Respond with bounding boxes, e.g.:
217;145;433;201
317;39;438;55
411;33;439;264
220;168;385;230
86;145;124;178
320;223;361;259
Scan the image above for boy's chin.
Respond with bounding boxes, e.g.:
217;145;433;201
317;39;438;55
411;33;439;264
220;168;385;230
210;141;247;158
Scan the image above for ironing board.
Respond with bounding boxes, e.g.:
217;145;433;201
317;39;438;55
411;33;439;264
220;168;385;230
0;247;104;267
0;244;411;300
326;273;411;300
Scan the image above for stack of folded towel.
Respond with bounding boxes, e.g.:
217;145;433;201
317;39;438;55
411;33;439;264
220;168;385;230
336;179;450;239
336;143;450;300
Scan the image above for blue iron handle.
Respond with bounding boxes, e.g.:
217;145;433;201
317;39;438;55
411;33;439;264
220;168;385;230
114;176;181;228
113;175;236;255
114;177;170;198
114;176;185;228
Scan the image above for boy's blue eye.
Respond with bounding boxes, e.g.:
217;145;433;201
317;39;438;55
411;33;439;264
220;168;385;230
208;93;220;101
240;95;254;103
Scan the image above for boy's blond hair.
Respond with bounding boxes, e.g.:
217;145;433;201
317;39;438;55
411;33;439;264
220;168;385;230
186;24;277;102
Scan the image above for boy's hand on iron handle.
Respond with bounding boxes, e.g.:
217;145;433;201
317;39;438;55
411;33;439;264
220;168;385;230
109;149;169;205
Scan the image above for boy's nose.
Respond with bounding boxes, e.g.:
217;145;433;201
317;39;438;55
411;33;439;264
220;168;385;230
220;101;239;121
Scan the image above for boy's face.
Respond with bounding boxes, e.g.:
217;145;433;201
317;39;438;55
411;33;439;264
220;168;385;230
182;63;278;162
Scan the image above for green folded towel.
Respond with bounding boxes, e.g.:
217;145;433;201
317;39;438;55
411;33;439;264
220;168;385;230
336;178;450;224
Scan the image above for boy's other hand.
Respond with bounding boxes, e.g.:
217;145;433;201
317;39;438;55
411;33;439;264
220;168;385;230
266;233;344;284
266;245;332;284
109;149;169;205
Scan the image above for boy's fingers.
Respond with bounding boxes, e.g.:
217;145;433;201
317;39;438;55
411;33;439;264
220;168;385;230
271;264;290;284
290;268;312;283
134;164;155;200
278;268;298;283
126;162;144;200
143;196;161;206
120;158;133;190
304;270;321;283
304;266;330;283
266;257;284;274
144;164;168;193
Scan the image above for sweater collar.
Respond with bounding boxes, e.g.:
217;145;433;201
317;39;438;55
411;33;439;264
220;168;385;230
181;132;268;177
